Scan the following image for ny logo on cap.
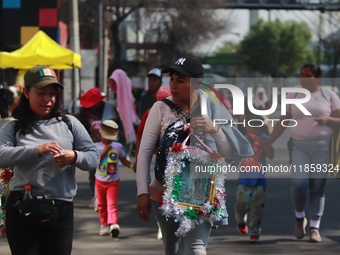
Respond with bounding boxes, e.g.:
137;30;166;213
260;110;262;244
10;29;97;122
175;58;186;65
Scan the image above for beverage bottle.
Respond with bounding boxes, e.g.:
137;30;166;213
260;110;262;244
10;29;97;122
23;185;33;200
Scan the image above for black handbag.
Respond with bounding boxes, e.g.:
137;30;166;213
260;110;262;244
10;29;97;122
15;198;60;225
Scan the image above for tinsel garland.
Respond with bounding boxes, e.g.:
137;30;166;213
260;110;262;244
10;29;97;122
161;145;228;236
0;167;13;237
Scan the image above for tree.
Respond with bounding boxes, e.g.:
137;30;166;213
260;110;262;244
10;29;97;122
239;19;315;77
142;1;229;56
216;41;240;54
103;0;145;68
317;12;340;85
64;0;231;68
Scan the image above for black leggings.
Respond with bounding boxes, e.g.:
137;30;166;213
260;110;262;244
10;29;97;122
6;191;74;255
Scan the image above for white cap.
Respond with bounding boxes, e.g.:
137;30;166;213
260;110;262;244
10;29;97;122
99;120;119;140
147;68;162;79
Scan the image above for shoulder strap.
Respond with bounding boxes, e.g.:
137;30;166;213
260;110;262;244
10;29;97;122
162;99;183;114
61;114;72;132
162;98;190;122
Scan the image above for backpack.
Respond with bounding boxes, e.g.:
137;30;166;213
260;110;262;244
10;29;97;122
154;99;190;185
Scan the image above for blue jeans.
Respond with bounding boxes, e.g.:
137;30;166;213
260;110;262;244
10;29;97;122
291;138;329;225
151;200;211;255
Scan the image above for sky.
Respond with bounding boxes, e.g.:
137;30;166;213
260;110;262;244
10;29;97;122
197;9;324;54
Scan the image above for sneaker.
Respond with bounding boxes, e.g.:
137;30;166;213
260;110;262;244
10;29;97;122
250;235;260;242
294;217;307;239
110;224;120;238
157;227;163;240
237;223;248;235
212;224;219;230
309;228;322;243
99;225;109;236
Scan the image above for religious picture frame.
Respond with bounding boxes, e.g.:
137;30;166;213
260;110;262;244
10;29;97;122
176;160;217;209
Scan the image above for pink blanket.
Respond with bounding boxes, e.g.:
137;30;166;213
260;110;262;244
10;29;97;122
108;69;138;144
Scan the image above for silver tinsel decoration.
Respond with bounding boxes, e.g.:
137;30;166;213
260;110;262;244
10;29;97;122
161;147;229;237
0;167;11;237
0;182;7;194
0;218;5;233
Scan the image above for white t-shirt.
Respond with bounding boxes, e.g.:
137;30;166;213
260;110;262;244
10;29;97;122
289;89;340;140
95;141;126;182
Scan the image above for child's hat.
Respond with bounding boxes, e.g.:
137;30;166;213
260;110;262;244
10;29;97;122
99;120;119;140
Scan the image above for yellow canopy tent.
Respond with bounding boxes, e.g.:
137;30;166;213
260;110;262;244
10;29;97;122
0;30;81;70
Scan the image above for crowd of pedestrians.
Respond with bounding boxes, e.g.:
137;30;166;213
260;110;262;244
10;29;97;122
1;60;340;255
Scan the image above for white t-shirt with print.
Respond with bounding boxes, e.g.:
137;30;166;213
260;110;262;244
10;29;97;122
95;141;126;182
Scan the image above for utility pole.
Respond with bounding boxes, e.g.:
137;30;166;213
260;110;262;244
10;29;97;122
68;0;81;113
98;0;105;93
317;11;323;66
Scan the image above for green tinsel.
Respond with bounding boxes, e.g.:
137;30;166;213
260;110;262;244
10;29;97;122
0;195;6;219
184;207;199;220
171;174;182;200
210;207;217;215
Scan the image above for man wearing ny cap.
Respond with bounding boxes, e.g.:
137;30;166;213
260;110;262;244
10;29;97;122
138;68;162;118
136;57;253;255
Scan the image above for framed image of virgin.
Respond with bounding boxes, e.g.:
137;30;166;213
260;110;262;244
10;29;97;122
161;144;228;236
176;161;216;208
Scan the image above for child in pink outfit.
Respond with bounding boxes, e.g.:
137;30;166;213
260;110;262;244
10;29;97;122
95;120;134;238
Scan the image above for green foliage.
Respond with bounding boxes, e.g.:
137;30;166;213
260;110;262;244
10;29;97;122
216;41;239;54
239;19;316;77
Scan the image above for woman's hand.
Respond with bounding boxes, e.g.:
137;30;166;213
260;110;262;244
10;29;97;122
315;115;329;126
191;117;219;134
104;144;112;152
54;149;77;167
38;141;64;156
137;194;151;221
37;142;77;167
